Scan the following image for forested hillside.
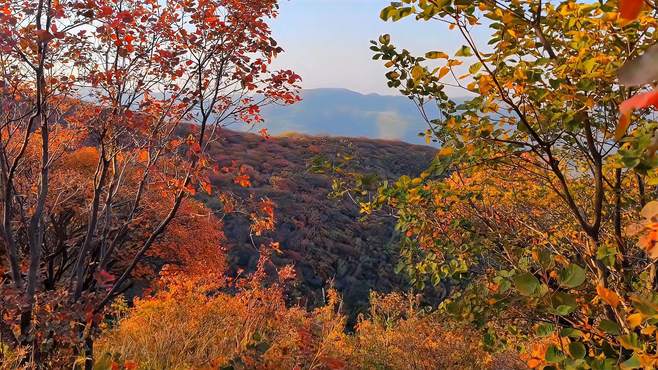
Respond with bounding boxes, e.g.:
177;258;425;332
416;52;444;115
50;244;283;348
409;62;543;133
201;130;436;316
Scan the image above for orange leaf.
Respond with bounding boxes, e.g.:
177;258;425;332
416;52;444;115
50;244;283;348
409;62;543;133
620;0;643;20
597;284;621;309
234;174;251;188
527;358;542;369
616;113;631;140
200;180;212;195
137;149;149;163
617;89;658;139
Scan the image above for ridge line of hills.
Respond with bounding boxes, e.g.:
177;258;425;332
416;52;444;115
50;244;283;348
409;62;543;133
237;87;466;145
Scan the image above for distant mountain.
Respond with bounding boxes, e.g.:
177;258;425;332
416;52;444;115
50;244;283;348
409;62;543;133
252;88;446;145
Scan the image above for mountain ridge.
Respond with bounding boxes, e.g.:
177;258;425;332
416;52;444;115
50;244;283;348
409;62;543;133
248;88;458;145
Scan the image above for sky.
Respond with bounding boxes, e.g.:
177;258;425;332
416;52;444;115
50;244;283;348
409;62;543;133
269;0;468;96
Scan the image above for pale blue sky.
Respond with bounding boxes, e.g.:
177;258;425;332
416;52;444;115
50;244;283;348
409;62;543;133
269;0;467;96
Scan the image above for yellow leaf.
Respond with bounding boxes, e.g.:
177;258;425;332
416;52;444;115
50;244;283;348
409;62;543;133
412;65;424;80
627;313;643;328
425;51;449;59
438;147;454;157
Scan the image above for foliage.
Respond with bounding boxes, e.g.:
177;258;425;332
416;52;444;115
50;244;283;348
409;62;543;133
97;272;514;370
343;0;658;367
206;130;435;318
0;0;298;366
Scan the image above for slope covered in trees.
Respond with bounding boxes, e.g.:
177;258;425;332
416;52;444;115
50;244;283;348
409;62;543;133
199;129;436;317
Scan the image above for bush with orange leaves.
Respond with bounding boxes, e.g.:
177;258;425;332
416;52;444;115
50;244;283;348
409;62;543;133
342;292;526;370
95;268;349;370
96;271;523;369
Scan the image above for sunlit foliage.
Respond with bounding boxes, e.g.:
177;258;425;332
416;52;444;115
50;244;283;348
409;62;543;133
336;0;658;367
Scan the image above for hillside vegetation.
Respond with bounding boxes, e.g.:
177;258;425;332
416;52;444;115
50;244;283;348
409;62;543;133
201;130;435;316
4;0;658;369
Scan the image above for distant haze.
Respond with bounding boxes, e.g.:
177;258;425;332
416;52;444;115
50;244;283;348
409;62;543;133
251;88;444;145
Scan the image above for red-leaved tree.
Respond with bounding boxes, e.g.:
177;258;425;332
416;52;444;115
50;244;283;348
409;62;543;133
0;0;299;366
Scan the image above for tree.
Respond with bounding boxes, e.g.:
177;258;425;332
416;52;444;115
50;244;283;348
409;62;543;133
0;0;299;366
357;0;658;367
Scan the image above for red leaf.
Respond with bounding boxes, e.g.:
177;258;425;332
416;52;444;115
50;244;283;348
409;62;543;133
50;24;64;38
98;6;113;17
96;269;116;289
620;0;643;20
617;89;658;139
34;29;55;42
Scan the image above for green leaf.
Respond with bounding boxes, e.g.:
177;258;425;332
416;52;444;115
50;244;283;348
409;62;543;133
559;328;583;338
597;245;617;267
599;319;621;336
559;264;586;288
556;305;574;315
568;342;586;359
591;358;617;370
545;345;566;363
551;292;577;315
469;62;483;74
535;323;554;337
512;272;540;296
620;353;642;370
455;45;473;57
